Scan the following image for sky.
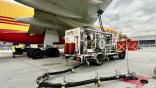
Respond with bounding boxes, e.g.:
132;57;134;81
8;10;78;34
99;0;156;37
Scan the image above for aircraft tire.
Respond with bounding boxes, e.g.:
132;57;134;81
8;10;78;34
27;48;34;58
31;48;44;59
15;48;23;54
45;48;60;57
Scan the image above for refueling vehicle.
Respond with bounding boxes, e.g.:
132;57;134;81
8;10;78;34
64;26;126;65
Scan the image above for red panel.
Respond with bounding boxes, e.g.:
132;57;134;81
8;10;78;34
128;41;138;50
64;43;69;54
117;41;126;51
0;29;44;44
69;43;75;54
117;40;138;51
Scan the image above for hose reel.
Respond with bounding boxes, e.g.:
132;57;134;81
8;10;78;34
98;38;106;49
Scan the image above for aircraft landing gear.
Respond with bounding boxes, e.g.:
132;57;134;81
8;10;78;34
31;48;44;59
26;48;60;59
45;48;60;57
15;48;24;54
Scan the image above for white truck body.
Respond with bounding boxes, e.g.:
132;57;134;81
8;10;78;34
64;26;120;65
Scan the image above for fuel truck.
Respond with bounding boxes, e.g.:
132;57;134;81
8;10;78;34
64;26;126;65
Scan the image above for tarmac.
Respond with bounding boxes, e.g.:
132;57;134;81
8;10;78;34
0;47;156;88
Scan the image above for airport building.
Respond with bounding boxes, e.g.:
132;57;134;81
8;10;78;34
130;35;156;47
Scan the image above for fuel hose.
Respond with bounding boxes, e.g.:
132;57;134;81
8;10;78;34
36;62;146;88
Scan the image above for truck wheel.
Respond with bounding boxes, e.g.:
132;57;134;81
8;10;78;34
45;48;60;57
118;51;126;59
91;54;104;66
96;54;104;65
31;48;44;59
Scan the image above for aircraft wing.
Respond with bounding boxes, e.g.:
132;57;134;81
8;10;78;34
15;0;112;35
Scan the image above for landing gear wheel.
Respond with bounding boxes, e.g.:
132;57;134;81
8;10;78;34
15;48;23;54
118;51;126;59
31;49;43;59
27;48;33;58
45;48;60;57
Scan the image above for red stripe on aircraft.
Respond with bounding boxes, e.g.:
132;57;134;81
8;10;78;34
0;28;26;33
0;21;29;26
0;16;14;20
0;18;27;24
0;16;29;26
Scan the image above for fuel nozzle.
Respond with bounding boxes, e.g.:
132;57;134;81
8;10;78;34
97;9;104;16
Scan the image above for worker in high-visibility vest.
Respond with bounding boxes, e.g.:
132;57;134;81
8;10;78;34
11;44;16;58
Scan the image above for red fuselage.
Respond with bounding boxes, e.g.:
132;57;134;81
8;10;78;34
0;29;44;44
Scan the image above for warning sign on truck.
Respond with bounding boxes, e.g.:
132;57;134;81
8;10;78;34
117;40;138;51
